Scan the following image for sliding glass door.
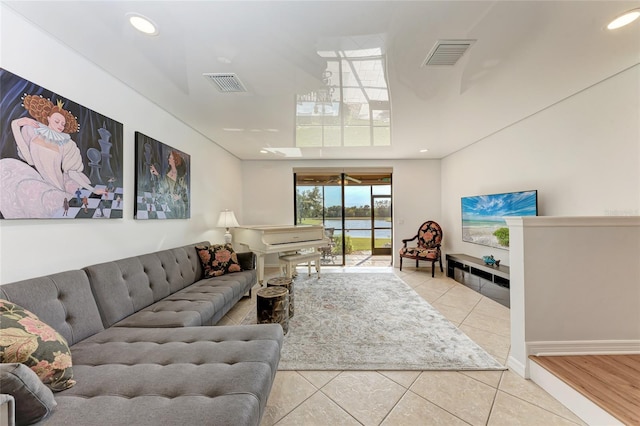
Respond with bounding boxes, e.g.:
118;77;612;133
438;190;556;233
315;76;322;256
294;171;392;265
372;193;392;255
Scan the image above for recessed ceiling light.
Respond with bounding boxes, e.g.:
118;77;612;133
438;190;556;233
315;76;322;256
607;9;640;30
260;150;268;154
127;13;158;35
419;149;429;153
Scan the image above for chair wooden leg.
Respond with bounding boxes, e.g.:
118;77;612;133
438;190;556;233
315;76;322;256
439;258;443;272
431;260;435;277
399;257;403;271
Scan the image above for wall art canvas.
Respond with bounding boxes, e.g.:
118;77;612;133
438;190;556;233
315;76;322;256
0;68;124;219
462;190;538;249
134;132;190;219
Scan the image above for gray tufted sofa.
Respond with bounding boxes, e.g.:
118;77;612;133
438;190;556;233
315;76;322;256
0;242;283;426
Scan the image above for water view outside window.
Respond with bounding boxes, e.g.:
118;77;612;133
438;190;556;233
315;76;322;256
295;174;392;262
295;48;390;148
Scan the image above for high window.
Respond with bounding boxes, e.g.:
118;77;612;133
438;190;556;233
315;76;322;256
295;48;390;148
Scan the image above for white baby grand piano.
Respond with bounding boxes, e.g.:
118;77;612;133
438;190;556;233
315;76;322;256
234;225;329;284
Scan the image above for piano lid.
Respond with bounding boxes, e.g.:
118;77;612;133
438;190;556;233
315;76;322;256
238;224;323;231
235;224;326;247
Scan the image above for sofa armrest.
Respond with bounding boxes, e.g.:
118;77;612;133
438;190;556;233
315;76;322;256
0;363;57;426
237;252;256;271
0;394;15;426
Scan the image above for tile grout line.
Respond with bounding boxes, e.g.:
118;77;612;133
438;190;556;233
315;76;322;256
376;384;413;426
271;371;335;426
496;385;587;425
457;297;483;326
403;386;476;426
317;387;365;425
485;370;506;425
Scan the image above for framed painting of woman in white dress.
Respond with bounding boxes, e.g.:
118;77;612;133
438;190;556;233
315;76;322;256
0;68;124;219
134;131;190;220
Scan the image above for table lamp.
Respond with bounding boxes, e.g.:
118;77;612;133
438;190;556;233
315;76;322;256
217;210;239;244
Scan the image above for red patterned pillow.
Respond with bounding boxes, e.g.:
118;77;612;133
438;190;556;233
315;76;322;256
196;244;243;278
0;299;75;392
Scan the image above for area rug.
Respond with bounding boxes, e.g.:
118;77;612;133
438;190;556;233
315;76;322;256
244;273;505;371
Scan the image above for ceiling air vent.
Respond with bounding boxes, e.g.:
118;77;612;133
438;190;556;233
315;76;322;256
203;73;247;92
422;39;476;67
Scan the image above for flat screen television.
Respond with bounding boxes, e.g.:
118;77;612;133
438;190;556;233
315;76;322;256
461;190;538;249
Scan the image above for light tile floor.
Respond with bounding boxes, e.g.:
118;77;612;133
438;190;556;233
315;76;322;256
220;266;587;426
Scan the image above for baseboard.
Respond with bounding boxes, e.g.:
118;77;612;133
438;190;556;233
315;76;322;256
527;340;640;356
529;359;624;426
507;355;527;378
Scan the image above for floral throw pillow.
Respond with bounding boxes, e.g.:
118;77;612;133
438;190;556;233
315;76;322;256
196;244;243;278
0;299;76;392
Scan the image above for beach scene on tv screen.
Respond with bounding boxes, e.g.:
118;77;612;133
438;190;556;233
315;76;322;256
462;190;537;249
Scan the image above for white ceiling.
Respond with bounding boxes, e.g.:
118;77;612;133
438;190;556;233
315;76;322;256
4;1;640;160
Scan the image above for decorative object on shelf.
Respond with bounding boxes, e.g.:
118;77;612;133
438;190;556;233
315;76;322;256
217;209;239;244
482;255;501;267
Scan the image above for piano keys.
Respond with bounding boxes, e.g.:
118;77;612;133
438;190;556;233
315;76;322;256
234;224;329;284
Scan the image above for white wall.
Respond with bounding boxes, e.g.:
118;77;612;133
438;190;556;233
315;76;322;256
240;159;441;266
507;216;640;377
0;6;239;284
440;65;640;265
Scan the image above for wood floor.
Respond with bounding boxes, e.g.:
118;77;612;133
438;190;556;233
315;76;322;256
529;354;640;425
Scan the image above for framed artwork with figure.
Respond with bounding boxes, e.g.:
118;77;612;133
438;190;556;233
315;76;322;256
134;132;190;219
0;68;124;219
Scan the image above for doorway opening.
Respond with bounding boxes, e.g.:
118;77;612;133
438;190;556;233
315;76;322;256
294;169;392;267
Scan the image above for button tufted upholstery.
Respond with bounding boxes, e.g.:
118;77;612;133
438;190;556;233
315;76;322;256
0;270;104;346
84;242;255;328
50;325;282;426
0;242;282;426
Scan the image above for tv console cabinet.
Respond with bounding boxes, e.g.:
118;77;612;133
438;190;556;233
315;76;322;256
446;253;510;308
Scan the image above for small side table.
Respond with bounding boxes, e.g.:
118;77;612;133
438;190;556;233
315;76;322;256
256;286;289;334
267;276;294;318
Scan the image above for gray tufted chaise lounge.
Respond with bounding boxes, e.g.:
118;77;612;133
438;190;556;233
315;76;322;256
0;242;283;425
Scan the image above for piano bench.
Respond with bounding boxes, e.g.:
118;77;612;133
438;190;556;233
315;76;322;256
279;251;321;279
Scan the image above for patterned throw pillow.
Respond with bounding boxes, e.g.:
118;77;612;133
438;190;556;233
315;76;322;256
0;299;75;392
196;244;243;278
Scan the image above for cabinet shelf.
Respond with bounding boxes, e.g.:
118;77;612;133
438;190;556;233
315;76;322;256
446;253;510;308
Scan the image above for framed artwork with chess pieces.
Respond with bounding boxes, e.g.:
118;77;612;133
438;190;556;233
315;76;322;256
0;68;123;220
134;132;190;220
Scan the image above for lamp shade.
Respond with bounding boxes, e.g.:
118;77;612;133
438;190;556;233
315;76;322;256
217;210;239;229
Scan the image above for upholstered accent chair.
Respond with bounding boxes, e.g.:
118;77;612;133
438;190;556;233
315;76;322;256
399;220;443;277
